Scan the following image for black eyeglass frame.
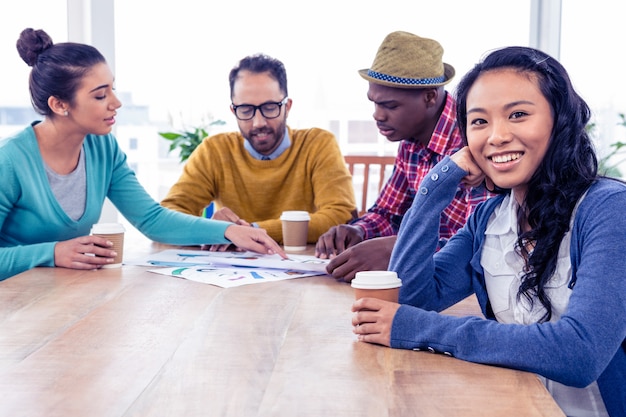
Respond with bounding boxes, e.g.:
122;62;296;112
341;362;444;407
231;97;289;121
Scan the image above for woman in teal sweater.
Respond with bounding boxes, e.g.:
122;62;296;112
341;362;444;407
0;28;284;281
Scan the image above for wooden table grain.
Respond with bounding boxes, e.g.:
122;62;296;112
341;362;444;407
0;238;565;417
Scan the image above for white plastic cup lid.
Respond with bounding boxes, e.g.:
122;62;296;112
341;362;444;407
90;222;126;234
351;271;402;289
280;211;311;221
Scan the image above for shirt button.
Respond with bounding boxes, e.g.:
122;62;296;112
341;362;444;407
413;348;422;351
420;187;429;195
441;165;449;172
427;346;436;353
430;173;439;181
443;351;453;357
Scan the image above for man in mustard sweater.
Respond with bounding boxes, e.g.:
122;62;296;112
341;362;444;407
161;54;356;246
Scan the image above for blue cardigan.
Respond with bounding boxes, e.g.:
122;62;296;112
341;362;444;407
390;156;626;417
0;125;232;281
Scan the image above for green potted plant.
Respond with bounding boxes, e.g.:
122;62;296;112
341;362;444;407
158;118;226;163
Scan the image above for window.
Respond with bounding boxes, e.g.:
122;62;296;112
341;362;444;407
111;0;530;199
560;1;626;169
113;1;530;140
0;1;67;139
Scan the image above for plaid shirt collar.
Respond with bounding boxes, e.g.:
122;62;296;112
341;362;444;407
405;92;461;156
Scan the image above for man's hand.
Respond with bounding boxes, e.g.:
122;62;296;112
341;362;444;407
324;236;396;282
211;207;251;226
315;224;365;259
203;207;251;252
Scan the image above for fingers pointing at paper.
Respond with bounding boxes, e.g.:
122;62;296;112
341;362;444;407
224;224;287;259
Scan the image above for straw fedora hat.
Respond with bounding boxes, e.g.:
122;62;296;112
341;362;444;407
359;31;455;88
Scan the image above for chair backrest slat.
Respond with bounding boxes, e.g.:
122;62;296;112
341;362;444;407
344;155;396;217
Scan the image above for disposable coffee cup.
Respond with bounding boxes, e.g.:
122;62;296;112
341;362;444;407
280;211;310;251
351;271;402;302
90;222;125;268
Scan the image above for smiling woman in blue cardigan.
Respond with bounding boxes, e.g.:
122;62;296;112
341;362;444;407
352;46;625;417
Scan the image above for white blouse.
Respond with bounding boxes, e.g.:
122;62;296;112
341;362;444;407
480;191;608;417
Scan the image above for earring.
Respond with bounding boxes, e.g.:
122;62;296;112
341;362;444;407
63;110;68;116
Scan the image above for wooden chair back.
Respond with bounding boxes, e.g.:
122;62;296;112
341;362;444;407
344;155;396;217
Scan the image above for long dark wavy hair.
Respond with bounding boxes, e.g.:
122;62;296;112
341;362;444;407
455;46;598;322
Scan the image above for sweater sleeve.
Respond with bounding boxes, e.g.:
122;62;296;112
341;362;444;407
0;135;59;280
0;161;58;278
0;242;58;281
300;131;355;241
390;156;476;311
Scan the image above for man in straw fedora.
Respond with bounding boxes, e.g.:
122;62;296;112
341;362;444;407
316;31;491;281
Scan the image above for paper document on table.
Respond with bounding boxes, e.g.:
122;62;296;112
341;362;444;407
129;249;330;273
148;266;323;288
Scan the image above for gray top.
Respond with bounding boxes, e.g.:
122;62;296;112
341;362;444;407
44;149;86;221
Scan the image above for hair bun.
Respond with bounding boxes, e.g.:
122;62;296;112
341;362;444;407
16;28;53;67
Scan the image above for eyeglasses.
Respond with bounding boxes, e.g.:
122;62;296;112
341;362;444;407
231;97;288;121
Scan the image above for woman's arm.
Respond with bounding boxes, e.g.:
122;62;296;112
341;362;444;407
390;155;479;311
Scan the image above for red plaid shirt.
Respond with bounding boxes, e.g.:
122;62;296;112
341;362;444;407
353;93;491;243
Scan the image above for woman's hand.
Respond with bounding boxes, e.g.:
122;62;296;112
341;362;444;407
450;146;488;188
224;224;287;258
54;235;117;270
351;297;401;346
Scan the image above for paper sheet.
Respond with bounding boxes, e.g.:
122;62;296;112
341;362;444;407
149;265;323;288
127;249;330;273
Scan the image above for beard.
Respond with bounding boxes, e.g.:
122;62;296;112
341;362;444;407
242;116;287;155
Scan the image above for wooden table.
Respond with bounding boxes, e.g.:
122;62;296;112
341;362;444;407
0;238;565;417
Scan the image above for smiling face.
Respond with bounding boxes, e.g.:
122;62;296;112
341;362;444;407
465;68;554;202
67;62;121;136
231;70;291;156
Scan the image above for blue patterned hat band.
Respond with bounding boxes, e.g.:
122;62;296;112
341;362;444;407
359;31;455;89
366;70;446;86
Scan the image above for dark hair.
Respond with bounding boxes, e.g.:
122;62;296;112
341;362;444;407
228;54;288;99
16;28;106;116
455;46;598;322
